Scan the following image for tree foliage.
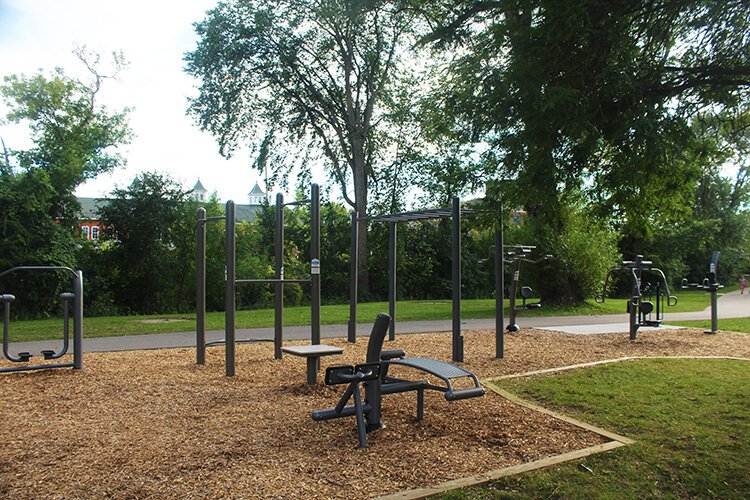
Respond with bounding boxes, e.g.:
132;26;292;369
414;0;750;302
0;53;131;317
1;50;131;225
98;172;192;314
185;0;421;292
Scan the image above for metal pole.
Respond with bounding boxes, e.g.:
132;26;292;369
451;197;463;363
388;221;397;341
629;297;638;341
348;211;358;343
225;200;236;376
495;227;504;359
311;184;321;346
275;193;284;359
709;287;718;333
706;251;720;334
507;256;520;331
196;208;206;365
73;270;83;370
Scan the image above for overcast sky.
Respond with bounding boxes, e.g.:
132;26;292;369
0;0;298;203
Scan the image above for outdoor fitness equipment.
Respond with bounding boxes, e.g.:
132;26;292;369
504;245;552;332
681;251;723;334
196;183;321;376
349;198;507;362
312;313;485;447
596;255;677;340
349;200;512;360
0;266;84;373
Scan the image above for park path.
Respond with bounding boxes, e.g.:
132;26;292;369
8;290;748;355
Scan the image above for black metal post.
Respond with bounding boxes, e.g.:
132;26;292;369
629;297;639;341
655;281;661;321
275;193;284;359
311;184;321;346
507;256;521;332
196;207;206;365
73;270;83;370
388;221;397;341
495;227;504;359
706;251;720;334
225;200;236;376
348;211;358;343
451;197;463;363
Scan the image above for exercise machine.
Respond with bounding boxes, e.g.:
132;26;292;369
1;266;84;373
196;183;321;376
596;255;677;340
313;313;485;447
681;251;723;334
504;245;552;332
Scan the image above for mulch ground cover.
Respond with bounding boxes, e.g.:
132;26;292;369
1;327;748;498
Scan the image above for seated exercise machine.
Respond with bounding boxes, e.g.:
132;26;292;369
505;245;551;332
596;255;677;340
1;266;84;373
312;313;485;447
681;251;723;334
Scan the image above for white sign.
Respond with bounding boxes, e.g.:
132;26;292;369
311;259;321;275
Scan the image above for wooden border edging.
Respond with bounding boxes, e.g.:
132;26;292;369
375;356;750;500
485;384;635;445
494;355;750;381
374;441;628;500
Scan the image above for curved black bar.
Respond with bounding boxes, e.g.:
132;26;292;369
629;267;641;299
42;293;75;360
650;268;678;306
596;267;620;303
0;265;77;280
2;294;25;363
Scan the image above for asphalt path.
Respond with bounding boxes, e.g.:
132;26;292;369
8;290;748;355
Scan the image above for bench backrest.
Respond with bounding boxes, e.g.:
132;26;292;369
365;313;391;364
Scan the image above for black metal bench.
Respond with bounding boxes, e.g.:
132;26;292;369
312;313;485;447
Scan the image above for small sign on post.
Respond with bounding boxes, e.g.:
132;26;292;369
311;259;320;275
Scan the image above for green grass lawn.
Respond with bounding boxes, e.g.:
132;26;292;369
6;289;716;342
447;358;750;499
668;317;750;334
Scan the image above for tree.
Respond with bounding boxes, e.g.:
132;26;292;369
0;52;131;317
185;0;418;293
1;48;131;225
98;172;191;314
416;0;750;302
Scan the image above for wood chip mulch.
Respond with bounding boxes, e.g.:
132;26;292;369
1;327;748;498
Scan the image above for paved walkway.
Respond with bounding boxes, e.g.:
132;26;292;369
8;290;748;355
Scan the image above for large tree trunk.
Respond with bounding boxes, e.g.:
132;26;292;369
352;139;370;296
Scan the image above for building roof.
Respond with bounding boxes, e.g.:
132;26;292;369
78;197;263;223
77;197;107;219
236;203;264;222
248;182;265;196
193;179;207;192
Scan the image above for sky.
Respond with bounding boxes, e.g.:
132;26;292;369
0;0;295;203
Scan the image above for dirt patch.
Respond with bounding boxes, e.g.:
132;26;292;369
0;327;748;498
132;318;191;323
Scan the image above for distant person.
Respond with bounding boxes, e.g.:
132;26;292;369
740;275;747;294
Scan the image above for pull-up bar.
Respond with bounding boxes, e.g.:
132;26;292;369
196;183;321;376
348;198;502;363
